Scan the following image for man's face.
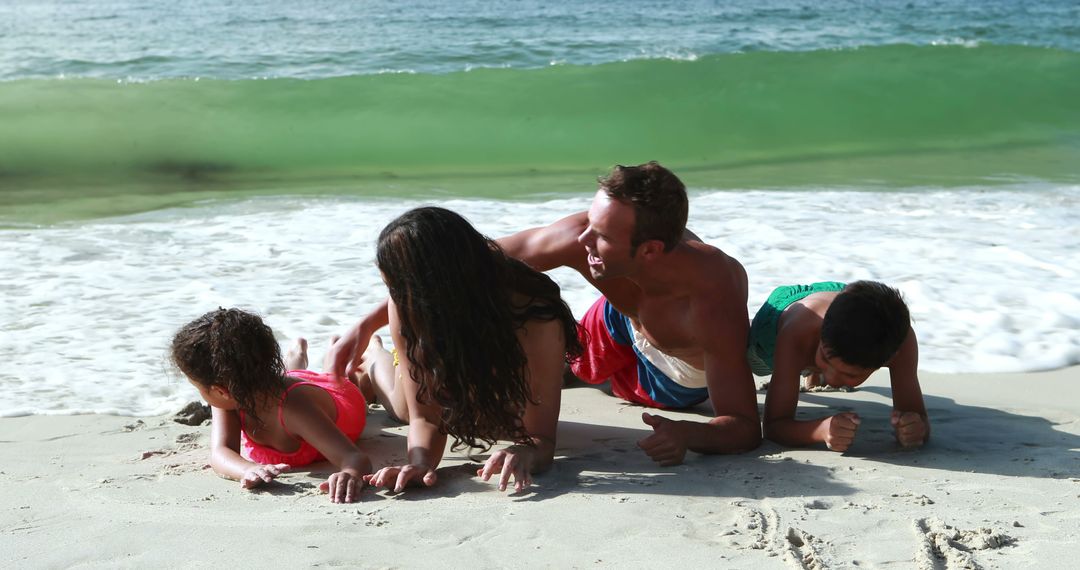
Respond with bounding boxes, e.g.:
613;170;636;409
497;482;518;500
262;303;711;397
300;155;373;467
578;189;638;280
814;342;875;388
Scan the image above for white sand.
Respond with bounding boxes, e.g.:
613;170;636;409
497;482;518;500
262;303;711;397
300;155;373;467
2;368;1078;568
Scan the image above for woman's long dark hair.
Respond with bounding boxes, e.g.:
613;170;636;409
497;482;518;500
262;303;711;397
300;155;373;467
377;207;582;451
170;308;286;427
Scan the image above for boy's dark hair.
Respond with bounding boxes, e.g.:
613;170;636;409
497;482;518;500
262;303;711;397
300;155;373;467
599;161;687;252
170;308;286;426
821;281;911;369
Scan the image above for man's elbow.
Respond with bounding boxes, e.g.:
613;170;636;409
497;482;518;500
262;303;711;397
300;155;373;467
734;427;763;453
703;415;762;454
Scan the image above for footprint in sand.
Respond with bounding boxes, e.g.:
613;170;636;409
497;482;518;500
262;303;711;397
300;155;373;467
725;502;830;569
173;432;203;452
892;492;935;506
912;517;1015;570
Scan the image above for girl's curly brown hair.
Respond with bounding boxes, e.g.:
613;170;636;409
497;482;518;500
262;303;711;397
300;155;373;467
170;308;286;427
377;207;582;452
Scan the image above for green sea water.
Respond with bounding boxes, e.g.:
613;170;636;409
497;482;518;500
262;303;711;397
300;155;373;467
2;44;1079;224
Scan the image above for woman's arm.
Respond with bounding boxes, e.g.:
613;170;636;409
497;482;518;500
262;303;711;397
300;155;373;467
477;318;565;491
364;298;448;492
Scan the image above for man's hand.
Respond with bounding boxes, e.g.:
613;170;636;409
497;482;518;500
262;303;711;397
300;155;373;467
476;445;535;492
637;413;688;466
891;410;928;448
240;463;290;489
363;463;438;493
823;412;860;452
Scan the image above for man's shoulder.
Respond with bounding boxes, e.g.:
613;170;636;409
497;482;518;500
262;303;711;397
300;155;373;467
683;242;747;298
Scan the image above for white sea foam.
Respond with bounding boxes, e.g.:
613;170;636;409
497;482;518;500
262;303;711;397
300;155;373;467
1;186;1078;416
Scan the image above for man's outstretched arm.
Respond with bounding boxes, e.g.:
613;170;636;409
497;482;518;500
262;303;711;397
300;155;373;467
496;211;590;272
329;212;589;378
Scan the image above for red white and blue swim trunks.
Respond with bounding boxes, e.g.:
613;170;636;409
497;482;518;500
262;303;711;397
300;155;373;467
571;296;709;409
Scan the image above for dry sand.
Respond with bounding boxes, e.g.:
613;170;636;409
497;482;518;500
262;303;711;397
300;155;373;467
2;368;1078;568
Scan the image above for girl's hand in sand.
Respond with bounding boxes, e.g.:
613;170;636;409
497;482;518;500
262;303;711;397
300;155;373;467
363;464;437;492
638;412;688;466
891;410;928;448
824;412;860;452
319;470;365;503
240;463;290;489
476;445;534;492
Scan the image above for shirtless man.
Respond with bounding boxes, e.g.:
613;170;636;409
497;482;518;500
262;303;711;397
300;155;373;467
498;161;760;465
328;162;760;466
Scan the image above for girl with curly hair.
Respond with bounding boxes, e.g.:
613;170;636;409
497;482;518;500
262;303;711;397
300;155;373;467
171;308;372;503
338;206;581;494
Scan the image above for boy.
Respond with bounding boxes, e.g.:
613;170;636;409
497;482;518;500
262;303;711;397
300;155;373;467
750;281;929;452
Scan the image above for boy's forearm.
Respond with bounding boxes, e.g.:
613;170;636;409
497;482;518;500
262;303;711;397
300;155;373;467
682;415;762;454
894;409;932;445
764;417;829;447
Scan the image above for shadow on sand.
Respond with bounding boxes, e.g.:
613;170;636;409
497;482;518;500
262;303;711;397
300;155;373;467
299;381;1079;502
800;386;1080;480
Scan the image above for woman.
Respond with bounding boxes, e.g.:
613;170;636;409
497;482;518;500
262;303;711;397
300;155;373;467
335;207;581;493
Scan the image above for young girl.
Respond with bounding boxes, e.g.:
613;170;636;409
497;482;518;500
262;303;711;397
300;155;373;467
170;308;373;503
330;207;582;494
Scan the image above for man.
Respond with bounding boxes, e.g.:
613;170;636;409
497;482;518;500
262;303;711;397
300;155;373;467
329;161;760;466
497;161;760;465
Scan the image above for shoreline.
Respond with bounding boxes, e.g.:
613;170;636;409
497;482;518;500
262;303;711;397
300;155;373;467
2;367;1078;567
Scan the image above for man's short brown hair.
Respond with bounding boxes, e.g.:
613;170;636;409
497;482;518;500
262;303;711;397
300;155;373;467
599;161;688;252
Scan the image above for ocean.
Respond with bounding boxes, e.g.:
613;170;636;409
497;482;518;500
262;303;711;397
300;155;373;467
1;0;1078;416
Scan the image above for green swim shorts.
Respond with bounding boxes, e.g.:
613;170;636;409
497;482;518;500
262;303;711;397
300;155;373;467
746;281;846;376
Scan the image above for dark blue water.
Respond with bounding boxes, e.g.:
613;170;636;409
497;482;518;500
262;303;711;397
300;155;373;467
1;0;1078;80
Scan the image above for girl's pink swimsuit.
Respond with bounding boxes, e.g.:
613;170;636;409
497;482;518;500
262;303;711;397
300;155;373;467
239;370;367;467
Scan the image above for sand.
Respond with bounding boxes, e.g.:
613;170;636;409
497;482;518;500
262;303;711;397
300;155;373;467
2;368;1078;569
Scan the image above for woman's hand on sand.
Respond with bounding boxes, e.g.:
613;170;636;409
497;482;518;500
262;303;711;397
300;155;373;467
240;463;290;489
476;445;535;492
891;410;928;448
363;464;437;492
824;412;860;452
319;470;365;503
